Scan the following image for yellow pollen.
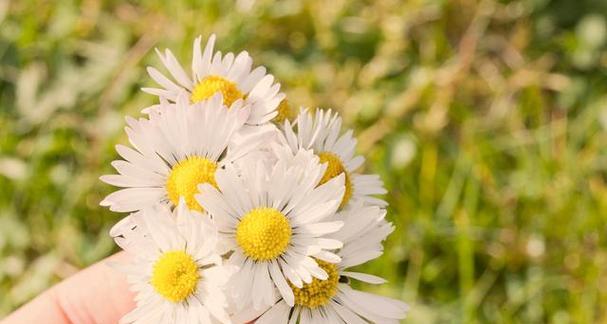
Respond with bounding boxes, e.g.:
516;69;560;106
236;207;291;261
291;260;339;308
191;75;244;106
166;156;217;211
317;151;353;208
273;99;295;123
151;251;200;303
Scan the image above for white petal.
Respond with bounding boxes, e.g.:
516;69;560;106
341;271;387;284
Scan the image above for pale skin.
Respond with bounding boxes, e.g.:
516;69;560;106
2;253;136;324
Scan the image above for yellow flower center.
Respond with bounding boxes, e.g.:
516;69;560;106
274;99;294;123
236;207;291;261
166;156;217;211
151;251;200;303
191;75;244;106
291;260;339;308
317;151;353;208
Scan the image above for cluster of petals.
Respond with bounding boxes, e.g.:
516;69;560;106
101;35;409;324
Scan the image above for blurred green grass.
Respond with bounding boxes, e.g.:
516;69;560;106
1;0;607;322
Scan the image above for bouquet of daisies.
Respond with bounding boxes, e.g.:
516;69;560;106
100;35;409;324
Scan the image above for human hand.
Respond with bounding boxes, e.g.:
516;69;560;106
2;253;135;324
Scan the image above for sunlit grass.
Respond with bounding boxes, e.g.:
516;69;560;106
1;0;607;322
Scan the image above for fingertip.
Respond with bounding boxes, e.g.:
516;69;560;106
3;253;136;324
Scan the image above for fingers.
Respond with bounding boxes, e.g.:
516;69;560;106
2;252;135;324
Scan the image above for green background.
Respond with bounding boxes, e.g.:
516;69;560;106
1;0;607;322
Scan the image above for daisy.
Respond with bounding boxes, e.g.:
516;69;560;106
110;201;233;324
234;203;409;323
143;34;284;125
280;108;388;210
273;98;297;124
100;93;270;213
195;147;346;310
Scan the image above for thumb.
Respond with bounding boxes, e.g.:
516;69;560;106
2;252;135;324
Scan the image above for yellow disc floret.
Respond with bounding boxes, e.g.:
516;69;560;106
166;156;217;211
273;99;295;123
191;75;244;106
291;260;340;308
236;207;291;261
317;151;353;208
151;251;200;303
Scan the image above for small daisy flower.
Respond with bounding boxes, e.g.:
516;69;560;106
100;93;270;213
110;201;233;324
143;34;284;125
281;108;388;209
195;148;346;310
234;204;409;323
272;98;296;124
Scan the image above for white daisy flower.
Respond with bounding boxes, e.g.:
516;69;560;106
195;148;346;310
234;204;409;323
273;97;297;124
143;34;284;125
100;93;270;213
110;201;233;324
281;108;388;210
